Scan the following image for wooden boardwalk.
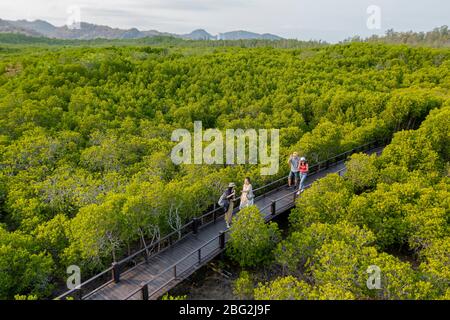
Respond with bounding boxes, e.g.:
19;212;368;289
59;144;384;300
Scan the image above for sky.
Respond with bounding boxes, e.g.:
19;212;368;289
0;0;448;42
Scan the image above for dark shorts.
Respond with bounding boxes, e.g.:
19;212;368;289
289;171;300;180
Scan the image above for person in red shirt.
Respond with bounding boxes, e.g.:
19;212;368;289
297;157;309;195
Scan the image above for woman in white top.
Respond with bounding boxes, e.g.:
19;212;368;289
239;177;254;210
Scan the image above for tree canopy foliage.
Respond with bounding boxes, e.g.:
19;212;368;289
255;106;449;300
0;41;449;299
357;26;450;48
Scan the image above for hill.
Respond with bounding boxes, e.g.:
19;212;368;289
0;18;284;41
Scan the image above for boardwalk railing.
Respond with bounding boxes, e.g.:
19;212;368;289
55;139;387;300
124;230;230;300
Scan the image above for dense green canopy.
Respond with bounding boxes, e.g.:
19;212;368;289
0;40;449;299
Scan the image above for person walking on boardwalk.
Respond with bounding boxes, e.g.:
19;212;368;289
297;157;309;195
288;152;300;189
239;177;254;210
220;182;236;228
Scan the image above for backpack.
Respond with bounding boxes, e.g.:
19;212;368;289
218;191;228;207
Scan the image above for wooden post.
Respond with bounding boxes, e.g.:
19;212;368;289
192;217;199;234
144;249;149;264
141;283;149;300
219;231;225;249
112;262;120;283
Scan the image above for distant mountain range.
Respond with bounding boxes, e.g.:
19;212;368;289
0;19;283;41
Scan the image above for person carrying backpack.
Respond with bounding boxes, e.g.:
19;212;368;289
287;152;300;189
297;157;309;195
218;183;236;228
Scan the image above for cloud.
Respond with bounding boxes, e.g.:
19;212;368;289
0;0;449;42
152;0;248;11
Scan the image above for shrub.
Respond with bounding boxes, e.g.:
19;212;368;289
370;253;435;300
419;237;450;296
275;221;376;273
254;276;312;300
344;153;379;193
308;240;378;298
14;294;38;300
161;293;187;300
233;271;254;299
289;174;353;231
347;184;410;249
227;206;281;268
312;283;355;300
